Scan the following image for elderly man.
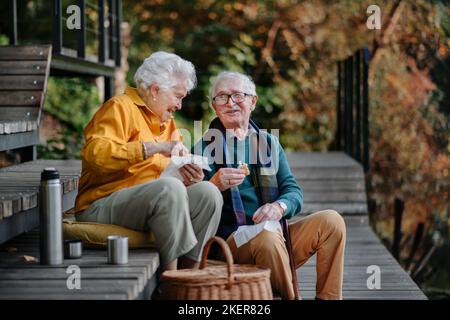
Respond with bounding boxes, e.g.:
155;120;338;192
74;52;223;272
194;71;346;300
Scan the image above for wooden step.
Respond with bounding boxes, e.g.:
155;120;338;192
287;152;368;215
0;228;160;300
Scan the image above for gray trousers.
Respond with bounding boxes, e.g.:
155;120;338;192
76;177;223;266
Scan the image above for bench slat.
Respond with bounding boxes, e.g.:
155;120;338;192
0;46;51;61
0;121;38;134
0;107;39;122
0;75;45;90
0;61;48;75
0;91;42;106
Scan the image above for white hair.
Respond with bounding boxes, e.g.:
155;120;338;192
209;71;257;101
134;51;197;92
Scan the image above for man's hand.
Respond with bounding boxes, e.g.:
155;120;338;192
179;163;204;186
252;202;284;224
209;168;246;191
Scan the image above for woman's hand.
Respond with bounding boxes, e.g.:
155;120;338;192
209;168;246;191
143;141;189;159
252;202;283;224
179;163;204;186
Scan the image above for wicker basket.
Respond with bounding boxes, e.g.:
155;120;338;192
160;236;273;300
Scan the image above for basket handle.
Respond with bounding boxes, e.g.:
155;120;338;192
200;236;234;289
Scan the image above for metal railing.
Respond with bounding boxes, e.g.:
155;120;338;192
7;0;121;68
336;48;370;172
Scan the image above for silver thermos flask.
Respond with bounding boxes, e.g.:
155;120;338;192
39;167;63;265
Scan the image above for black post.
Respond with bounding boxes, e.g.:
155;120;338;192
348;56;353;158
77;0;86;59
105;76;114;101
405;223;425;271
9;0;18;45
344;57;353;156
355;50;361;162
392;197;404;260
362;48;370;172
336;61;342;150
114;0;122;67
108;0;115;62
52;0;62;55
99;0;106;63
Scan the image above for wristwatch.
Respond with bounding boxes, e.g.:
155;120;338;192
276;201;287;214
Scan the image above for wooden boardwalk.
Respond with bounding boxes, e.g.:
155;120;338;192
288;152;427;299
0;153;427;299
0;229;159;300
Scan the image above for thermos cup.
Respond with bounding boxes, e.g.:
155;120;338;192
107;235;128;265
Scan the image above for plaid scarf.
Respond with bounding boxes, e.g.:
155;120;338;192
206;117;279;240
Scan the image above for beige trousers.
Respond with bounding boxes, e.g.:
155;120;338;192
76;177;223;266
225;210;346;300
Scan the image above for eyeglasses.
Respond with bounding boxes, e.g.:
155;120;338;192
212;92;253;106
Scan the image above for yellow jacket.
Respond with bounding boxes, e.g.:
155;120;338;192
74;86;181;214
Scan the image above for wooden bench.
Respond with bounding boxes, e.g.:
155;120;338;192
0;45;51;155
0;45;160;300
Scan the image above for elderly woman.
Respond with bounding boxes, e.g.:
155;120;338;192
195;71;346;300
74;52;223;271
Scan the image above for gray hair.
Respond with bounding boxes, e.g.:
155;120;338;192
209;71;257;101
134;51;197;92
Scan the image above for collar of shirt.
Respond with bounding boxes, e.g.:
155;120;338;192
125;86;167;133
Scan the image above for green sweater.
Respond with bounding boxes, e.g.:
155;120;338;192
195;132;303;222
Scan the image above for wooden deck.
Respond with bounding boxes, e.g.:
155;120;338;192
0;229;159;299
288;152;426;300
0;152;427;299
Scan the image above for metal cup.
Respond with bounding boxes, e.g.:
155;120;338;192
107;235;128;265
64;239;83;259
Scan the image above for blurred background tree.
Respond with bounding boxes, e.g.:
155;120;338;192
6;0;448;297
124;0;450;298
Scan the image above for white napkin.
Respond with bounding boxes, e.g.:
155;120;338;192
160;154;211;181
233;221;283;248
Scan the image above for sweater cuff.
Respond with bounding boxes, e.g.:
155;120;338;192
277;197;294;218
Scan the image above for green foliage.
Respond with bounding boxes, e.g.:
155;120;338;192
28;0;450;295
38;77;100;159
122;0;450;295
0;34;9;45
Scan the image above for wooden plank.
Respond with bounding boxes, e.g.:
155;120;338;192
0;191;37;215
0;279;140;299
0;159;82;172
302;203;368;214
0;91;42;106
0;121;37;134
0;262;155;300
0;61;48;75
0;207;39;244
286;151;362;168
0;267;148;290
0;128;39;151
298;290;426;300
0;292;128;300
299;180;365;191
0;75;45;90
0;45;51;61
0;107;39;121
303;191;367;202
293;167;364;179
0;285;135;300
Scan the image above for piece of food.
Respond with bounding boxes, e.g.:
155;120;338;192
238;161;250;176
